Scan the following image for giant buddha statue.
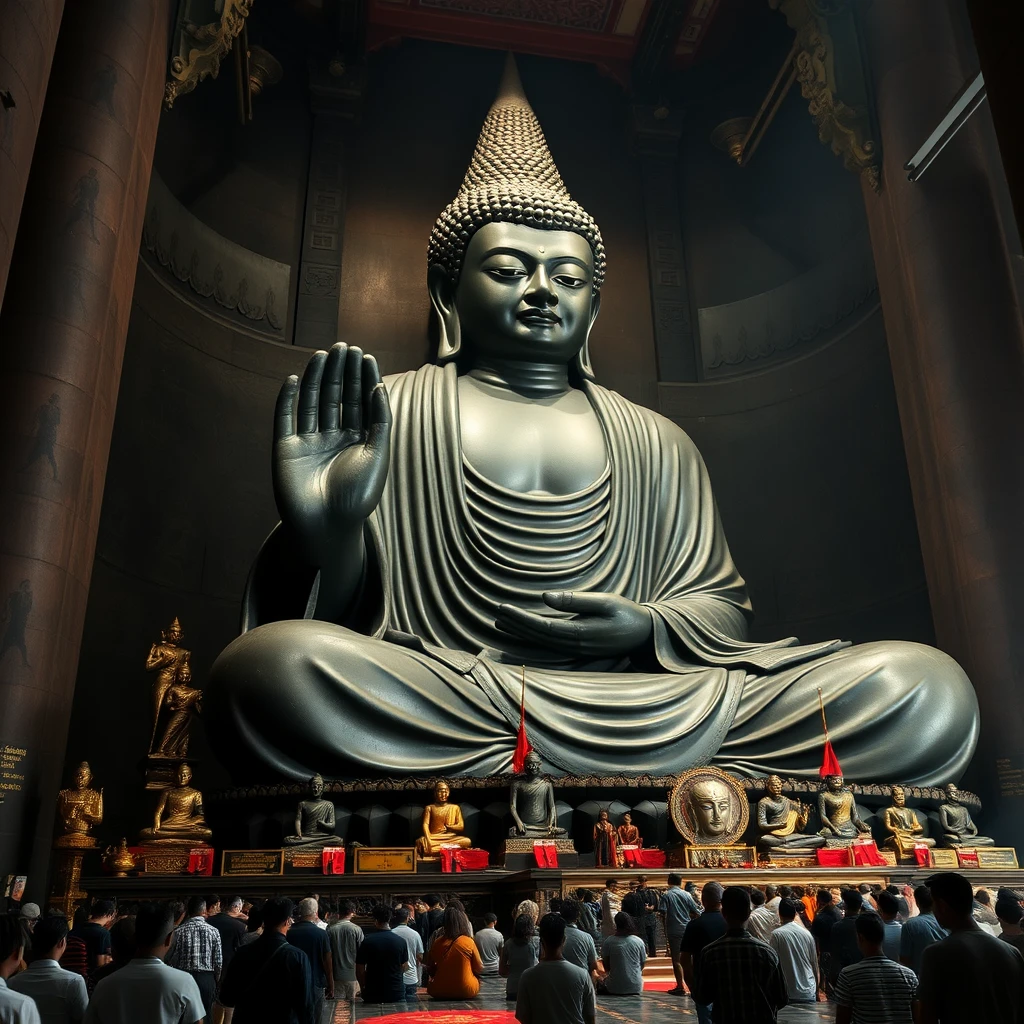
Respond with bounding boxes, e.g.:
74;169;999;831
207;56;979;785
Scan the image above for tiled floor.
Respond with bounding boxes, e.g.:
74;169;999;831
333;976;837;1022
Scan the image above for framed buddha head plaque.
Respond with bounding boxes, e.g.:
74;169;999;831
670;767;749;846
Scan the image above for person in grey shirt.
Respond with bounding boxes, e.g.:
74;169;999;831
876;891;904;960
558;901;599;982
516;915;595;1024
599;914;647;996
474;914;504;976
327;900;364;1001
899;885;946;976
500;915;540;1001
8;916;88;1023
659;873;700;994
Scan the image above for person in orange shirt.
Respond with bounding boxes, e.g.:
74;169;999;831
424;904;483;999
798;886;816;924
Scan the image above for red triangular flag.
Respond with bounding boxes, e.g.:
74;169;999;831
512;666;533;773
817;688;843;778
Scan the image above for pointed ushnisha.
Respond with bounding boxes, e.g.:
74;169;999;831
428;53;606;288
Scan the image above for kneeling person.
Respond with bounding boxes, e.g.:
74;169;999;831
599;913;647;995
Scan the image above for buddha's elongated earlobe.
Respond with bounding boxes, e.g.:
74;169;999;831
574;291;601;382
429;264;461;363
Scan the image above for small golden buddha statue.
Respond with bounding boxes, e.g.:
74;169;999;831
152;662;203;758
415;780;472;857
146;617;190;755
55;761;103;848
139;763;212;845
883;785;935;857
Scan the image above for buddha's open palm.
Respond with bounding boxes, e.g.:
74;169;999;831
273;343;392;565
496;591;653;657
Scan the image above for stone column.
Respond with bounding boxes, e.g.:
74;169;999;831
859;0;1024;845
0;0;65;312
0;0;169;899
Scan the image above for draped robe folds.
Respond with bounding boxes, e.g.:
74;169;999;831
210;363;980;783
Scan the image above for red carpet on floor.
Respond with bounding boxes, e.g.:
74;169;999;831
643;981;677;991
347;1014;516;1023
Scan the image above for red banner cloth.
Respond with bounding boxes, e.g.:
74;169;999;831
913;845;931;866
187;847;214;876
322;847;346;875
621;848;667;868
958;849;980;869
533;842;558;868
816;847;852;867
851;841;887;867
440;848;490;873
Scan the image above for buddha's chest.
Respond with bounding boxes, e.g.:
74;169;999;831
457;379;608;494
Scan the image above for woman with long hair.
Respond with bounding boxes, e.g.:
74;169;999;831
499;913;540;1001
423;903;483;999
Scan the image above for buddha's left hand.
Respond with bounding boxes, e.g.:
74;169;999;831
495;591;652;656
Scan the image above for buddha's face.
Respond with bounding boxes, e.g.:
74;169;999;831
689;780;732;838
75;764;91;790
623;813;631;825
524;753;542;776
453;222;597;366
946;784;959;804
177;764;192;786
311;775;324;799
767;775;783;798
893;787;905;808
827;775;844;793
436;782;450;803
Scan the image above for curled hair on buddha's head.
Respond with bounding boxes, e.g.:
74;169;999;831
428;54;602;382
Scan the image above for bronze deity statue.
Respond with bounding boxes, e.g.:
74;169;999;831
882;785;935;857
205;55;979;786
756;775;825;852
152;662;203;758
415;780;472;857
146;617;190;755
817;775;872;845
509;752;566;837
55;761;103;848
617;812;641;849
283;773;337;847
593;808;617;867
939;783;994;847
139;763;212;845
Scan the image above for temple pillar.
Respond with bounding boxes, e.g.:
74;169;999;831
859;0;1024;845
0;0;169;899
0;0;65;312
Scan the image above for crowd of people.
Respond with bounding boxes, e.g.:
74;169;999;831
3;872;1024;1023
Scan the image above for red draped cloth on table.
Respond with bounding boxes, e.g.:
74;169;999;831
621;848;666;868
533;842;559;868
322;847;346;874
815;841;886;868
440;848;490;872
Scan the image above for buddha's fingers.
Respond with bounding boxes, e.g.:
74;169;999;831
319;342;346;432
342;345;364;431
274;375;299;441
298;350;327;435
495;604;581;653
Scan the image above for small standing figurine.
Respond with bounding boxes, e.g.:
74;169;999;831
617;812;641;849
756;775;825;852
55;762;103;848
139;763;212;845
509;752;567;837
416;780;472;857
593;809;617;867
817;775;871;844
152;662;202;758
146;618;190;754
883;785;935;857
939;783;995;847
283;774;337;847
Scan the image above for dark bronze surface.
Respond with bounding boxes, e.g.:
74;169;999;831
206;57;979;787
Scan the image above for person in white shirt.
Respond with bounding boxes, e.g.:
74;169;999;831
8;916;88;1023
390;907;424;1000
769;899;819;1004
516;914;595;1024
0;914;41;1024
85;903;204;1024
746;889;778;942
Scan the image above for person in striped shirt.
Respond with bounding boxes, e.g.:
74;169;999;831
834;913;917;1024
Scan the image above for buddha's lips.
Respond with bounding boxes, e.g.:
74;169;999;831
517;309;561;325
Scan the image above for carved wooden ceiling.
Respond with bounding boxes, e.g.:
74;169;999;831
367;0;724;84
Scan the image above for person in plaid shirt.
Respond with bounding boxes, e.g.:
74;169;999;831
167;896;222;1016
694;886;789;1024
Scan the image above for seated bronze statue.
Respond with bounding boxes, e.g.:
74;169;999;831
939;783;994;847
207;56;979;785
883;785;934;857
817;775;872;846
756;775;825;852
509;752;567;837
283;773;337;847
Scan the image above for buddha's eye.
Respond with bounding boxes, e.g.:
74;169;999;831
486;265;527;279
554;274;586;289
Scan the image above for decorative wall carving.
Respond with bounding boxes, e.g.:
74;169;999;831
770;0;881;191
165;0;253;109
699;246;878;376
142;172;290;333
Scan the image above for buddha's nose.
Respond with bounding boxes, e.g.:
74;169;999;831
525;265;557;305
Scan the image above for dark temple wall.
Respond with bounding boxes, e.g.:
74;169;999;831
64;40;930;842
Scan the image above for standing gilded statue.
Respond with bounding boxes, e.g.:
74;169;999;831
593;809;617;867
55;762;103;848
146;618;190;755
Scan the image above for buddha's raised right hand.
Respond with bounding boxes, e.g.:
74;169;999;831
273;343;392;569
